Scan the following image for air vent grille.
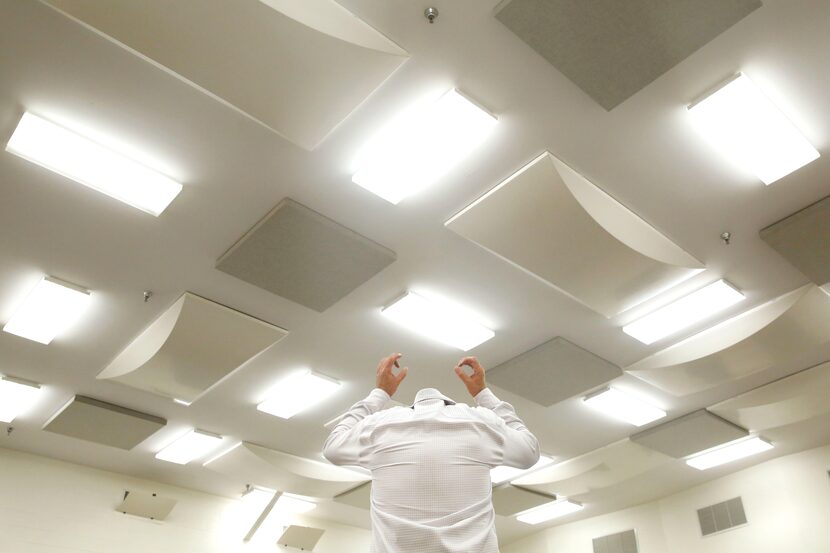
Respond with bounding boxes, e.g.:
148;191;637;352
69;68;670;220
697;497;747;536
592;529;638;553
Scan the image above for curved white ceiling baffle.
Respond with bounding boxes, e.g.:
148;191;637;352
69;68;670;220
98;293;287;404
709;361;830;431
627;285;830;396
42;0;408;150
511;439;672;497
205;442;370;498
446;152;702;317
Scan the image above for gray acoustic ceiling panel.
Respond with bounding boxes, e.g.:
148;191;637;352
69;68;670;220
760;195;830;286
593;529;638;553
278;525;325;550
495;0;761;110
217;199;396;312
117;490;177;521
43;396;166;450
631;410;747;458
492;485;555;516
43;0;407;150
487;337;622;407
333;481;372;510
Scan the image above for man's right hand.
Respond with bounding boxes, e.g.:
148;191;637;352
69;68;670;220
455;356;486;398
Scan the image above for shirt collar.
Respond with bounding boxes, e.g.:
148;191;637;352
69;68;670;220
411;388;456;409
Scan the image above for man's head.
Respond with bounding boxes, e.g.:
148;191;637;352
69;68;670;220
412;388;456;407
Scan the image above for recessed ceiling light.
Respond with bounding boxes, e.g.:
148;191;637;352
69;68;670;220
352;89;497;204
275;494;317;514
155;429;223;465
622;279;745;345
381;291;495;351
5;112;182;216
583;387;666;427
3;276;92;345
0;376;42;423
257;370;341;419
516;499;583;524
688;73;819;185
686;436;773;470
490;455;556;485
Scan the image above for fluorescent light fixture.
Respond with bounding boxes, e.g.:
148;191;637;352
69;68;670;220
203;442;242;466
623;279;744;345
0;376;42;423
352;89;497;204
155;429;223;464
583;387;666;427
173;398;192;406
686;436;773;470
257;370;341;419
490;455;555;485
3;276;92;345
275;494;317;514
381;291;494;351
688;73;819;185
6;112;182;215
516;499;583;525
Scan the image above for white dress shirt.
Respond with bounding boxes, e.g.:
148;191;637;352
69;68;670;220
323;387;540;553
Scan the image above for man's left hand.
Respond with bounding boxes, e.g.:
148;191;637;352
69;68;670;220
376;353;408;397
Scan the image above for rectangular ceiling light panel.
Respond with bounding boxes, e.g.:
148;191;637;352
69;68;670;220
583;387;666;427
516;499;583;524
0;376;42;423
689;74;820;185
686;436;773;470
381;291;495;351
623;280;745;345
491;455;556;485
6;113;182;215
155;429;223;464
258;370;341;419
3;276;91;345
352;89;497;204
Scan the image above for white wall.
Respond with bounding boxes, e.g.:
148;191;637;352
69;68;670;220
0;447;371;553
503;444;830;553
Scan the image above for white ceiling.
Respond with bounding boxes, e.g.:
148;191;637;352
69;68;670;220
1;0;830;545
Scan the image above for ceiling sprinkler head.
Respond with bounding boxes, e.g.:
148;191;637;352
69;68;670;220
424;7;439;24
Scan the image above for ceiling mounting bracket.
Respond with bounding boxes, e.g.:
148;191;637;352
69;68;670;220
720;231;732;245
424;7;439;24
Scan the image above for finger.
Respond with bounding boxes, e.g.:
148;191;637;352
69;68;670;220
396;367;408;382
454;365;470;382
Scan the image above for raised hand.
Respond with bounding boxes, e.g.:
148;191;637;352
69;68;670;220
454;356;486;398
376;353;408;397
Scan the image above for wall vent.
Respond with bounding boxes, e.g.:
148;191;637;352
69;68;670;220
592;529;638;553
697;497;747;536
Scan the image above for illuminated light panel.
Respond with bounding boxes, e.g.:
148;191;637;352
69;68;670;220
491;455;555;485
257;371;341;419
6;112;182;216
155;429;223;465
686;436;773;470
173;398;192;406
0;376;42;423
352;89;497;204
583;387;666;427
275;494;317;514
381;291;494;351
689;73;819;185
516;499;583;524
623;280;745;345
3;276;91;345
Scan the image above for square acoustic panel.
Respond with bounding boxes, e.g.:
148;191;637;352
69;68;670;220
631;410;747;458
446;153;702;317
495;0;762;110
43;396;166;450
43;0;407;150
760;194;830;286
487;337;622;407
278;525;325;550
217;199;396;312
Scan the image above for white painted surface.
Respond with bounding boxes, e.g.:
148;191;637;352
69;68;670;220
0;447;371;553
503;444;830;553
